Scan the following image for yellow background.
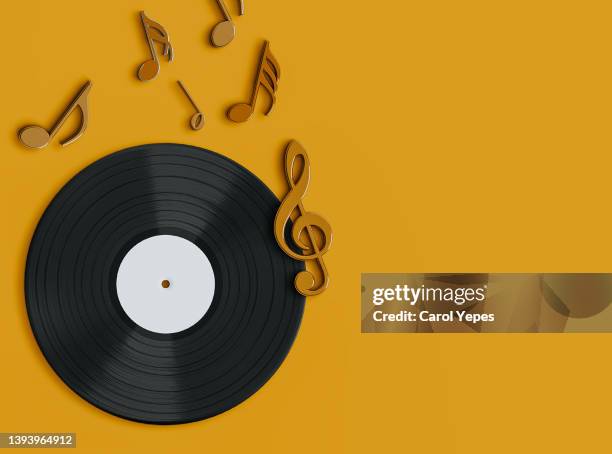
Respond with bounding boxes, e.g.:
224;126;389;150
2;0;611;452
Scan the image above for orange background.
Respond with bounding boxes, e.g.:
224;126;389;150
1;0;612;452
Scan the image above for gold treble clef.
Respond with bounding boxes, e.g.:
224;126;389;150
274;141;332;296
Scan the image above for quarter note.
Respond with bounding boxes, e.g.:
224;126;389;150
274;141;332;296
137;11;174;81
177;81;205;130
210;0;236;47
227;41;280;123
18;81;92;149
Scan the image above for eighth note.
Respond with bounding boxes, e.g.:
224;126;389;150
18;81;92;149
227;41;280;123
137;11;174;81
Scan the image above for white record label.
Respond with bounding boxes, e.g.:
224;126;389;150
116;235;216;334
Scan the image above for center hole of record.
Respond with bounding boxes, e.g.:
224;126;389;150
116;235;215;334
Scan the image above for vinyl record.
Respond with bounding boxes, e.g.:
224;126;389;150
25;143;305;424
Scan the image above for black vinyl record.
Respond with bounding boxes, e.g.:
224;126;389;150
25;143;305;424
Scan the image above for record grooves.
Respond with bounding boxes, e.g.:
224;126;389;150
25;143;305;424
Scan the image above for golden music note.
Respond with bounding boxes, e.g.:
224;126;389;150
274;141;333;296
177;80;205;130
227;41;280;122
210;0;244;47
18;81;92;149
211;0;236;47
137;11;174;81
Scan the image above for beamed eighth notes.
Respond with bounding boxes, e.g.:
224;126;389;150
274;141;332;296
